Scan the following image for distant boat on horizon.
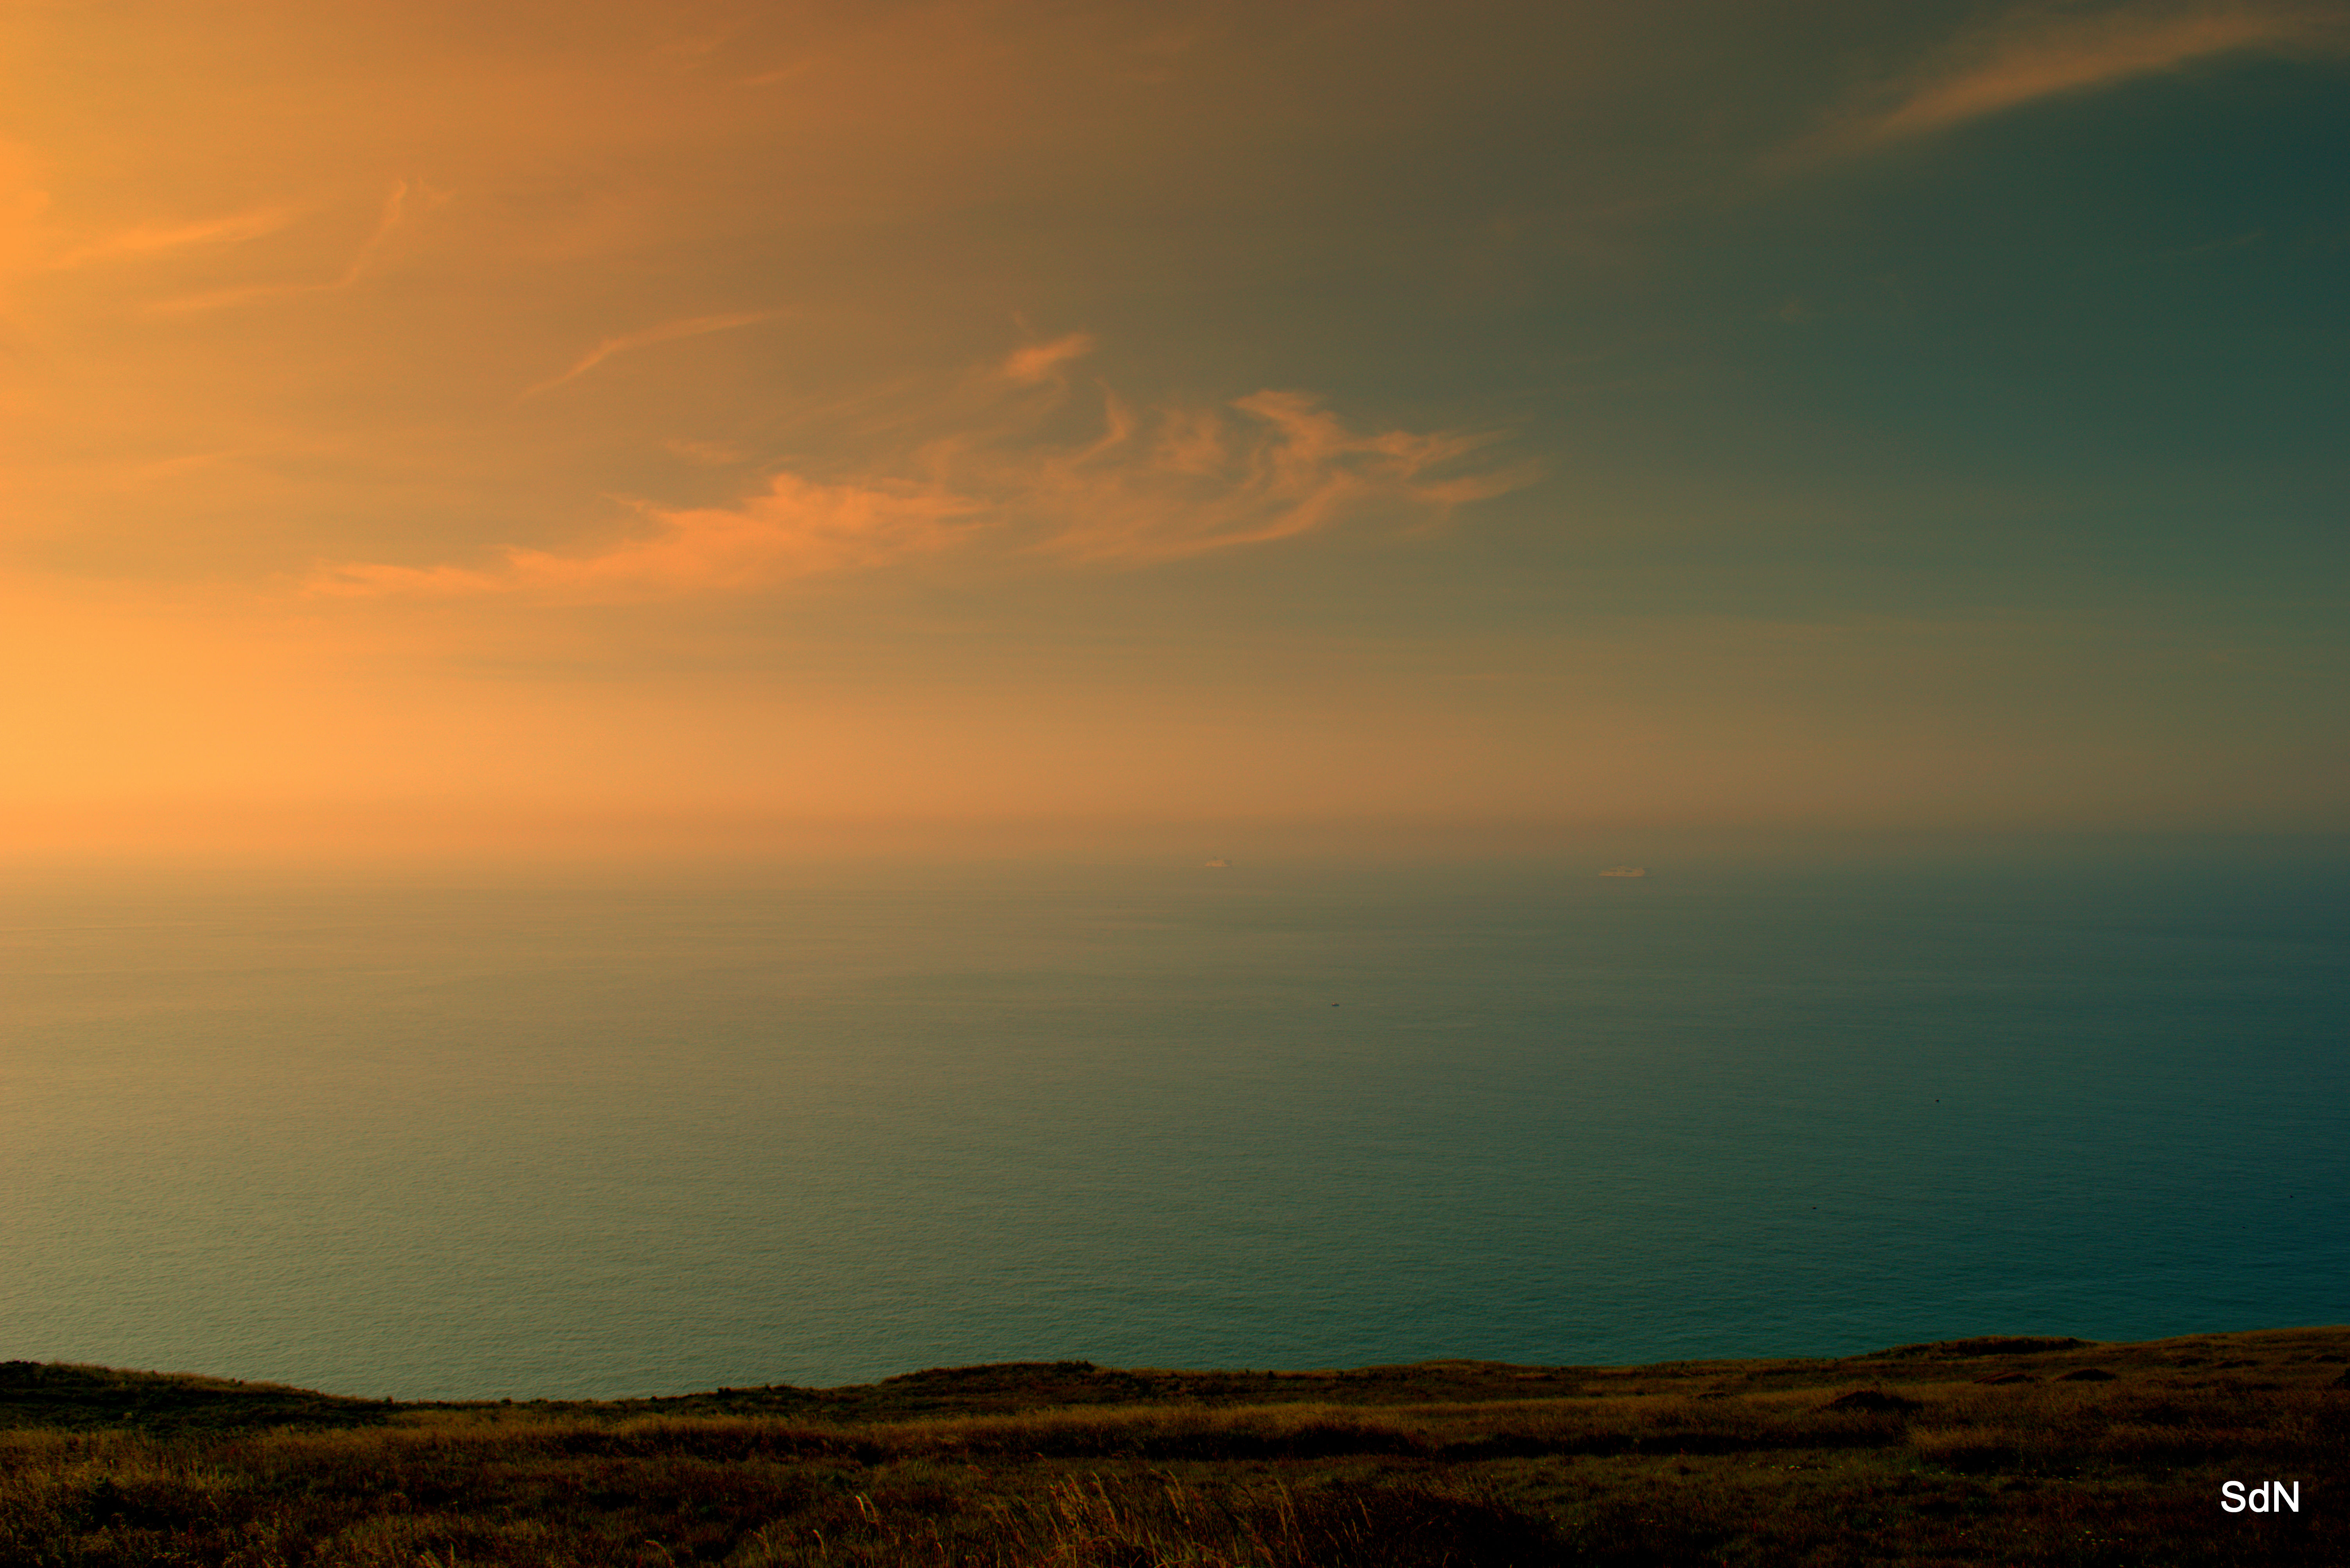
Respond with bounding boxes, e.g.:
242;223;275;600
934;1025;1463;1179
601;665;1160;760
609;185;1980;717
1599;866;1646;878
1204;858;1231;868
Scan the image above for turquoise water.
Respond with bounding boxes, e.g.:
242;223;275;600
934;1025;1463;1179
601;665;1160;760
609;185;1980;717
4;852;2344;1400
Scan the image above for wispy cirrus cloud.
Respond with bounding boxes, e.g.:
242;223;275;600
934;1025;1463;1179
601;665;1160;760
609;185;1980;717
663;437;749;466
311;346;1538;602
1000;332;1096;384
1807;1;2348;156
311;473;982;600
53;204;300;268
524;310;785;397
986;387;1533;565
148;181;436;313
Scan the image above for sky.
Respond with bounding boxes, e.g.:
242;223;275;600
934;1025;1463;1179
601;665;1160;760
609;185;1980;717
3;0;2345;859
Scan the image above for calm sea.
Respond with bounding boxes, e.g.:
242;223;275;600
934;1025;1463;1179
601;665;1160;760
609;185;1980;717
4;850;2344;1400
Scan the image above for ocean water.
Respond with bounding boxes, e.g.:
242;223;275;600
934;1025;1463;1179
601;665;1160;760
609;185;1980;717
4;851;2344;1400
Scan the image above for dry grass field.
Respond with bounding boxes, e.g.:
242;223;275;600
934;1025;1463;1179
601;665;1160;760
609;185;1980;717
2;1327;2341;1566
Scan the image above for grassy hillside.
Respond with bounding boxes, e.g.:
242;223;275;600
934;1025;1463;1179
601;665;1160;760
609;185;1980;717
2;1328;2341;1565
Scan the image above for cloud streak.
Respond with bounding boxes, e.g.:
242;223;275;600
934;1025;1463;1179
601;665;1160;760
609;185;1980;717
311;473;982;600
524;310;785;397
313;349;1537;601
993;387;1534;565
1812;2;2348;155
147;181;430;313
54;205;301;268
1000;333;1096;384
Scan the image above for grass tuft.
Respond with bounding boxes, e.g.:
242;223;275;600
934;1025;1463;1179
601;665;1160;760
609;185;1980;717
1;1327;2341;1564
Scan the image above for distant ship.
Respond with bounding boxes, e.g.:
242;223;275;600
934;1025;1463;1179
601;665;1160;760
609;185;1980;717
1599;865;1646;877
1204;858;1231;868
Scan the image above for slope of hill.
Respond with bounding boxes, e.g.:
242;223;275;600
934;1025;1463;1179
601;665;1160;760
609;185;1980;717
2;1328;2340;1564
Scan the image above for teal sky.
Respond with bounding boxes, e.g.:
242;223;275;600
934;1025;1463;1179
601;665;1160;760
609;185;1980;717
2;1;2344;853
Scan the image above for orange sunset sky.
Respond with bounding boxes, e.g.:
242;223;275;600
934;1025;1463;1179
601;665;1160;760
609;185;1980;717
4;1;2346;858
